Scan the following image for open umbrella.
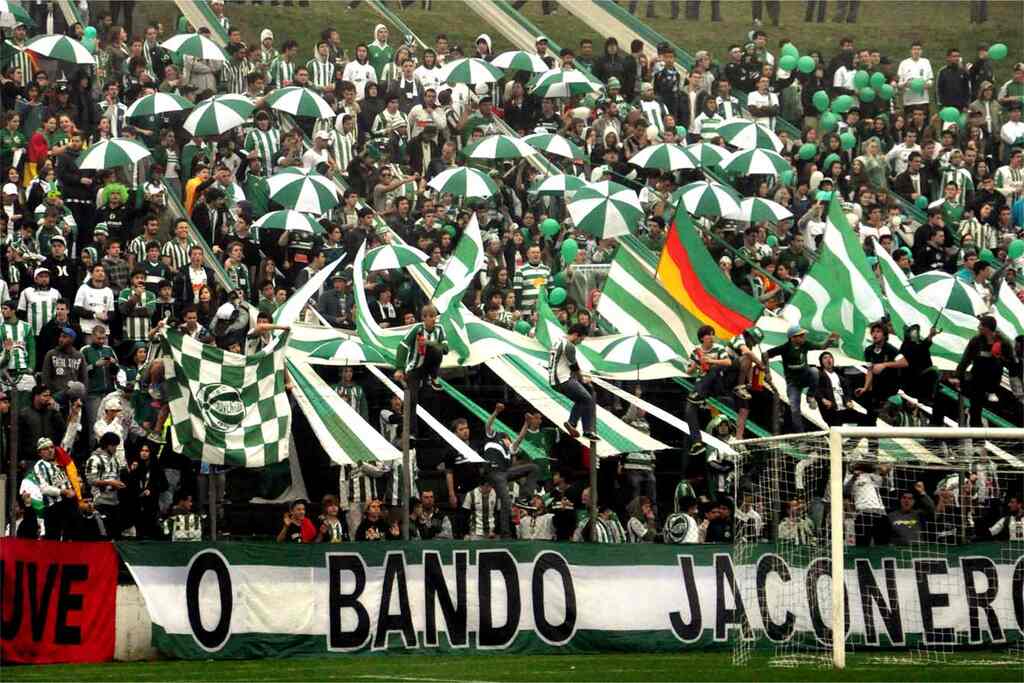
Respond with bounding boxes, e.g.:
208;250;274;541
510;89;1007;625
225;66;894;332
125;92;194;118
24;35;93;64
183;94;254;136
530;69;603;98
160;33;226;61
439;57;503;85
716;118;783;152
726;197;794;224
568;180;643;239
76;138;151;170
628;143;699;171
684;142;730;167
722;148;792;177
491;50;550;73
910;271;987;318
599;333;680;368
0;1;33;28
673;180;743;217
267;168;339;214
265;86;334;119
529;174;586;197
427;167;497;198
523;132;585;161
462;134;536;160
364;244;429;272
253;210;325;235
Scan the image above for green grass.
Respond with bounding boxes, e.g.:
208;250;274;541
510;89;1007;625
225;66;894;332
5;651;1022;682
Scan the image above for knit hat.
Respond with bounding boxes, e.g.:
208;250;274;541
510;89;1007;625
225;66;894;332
606;76;621;90
260;29;274;42
37;438;54;451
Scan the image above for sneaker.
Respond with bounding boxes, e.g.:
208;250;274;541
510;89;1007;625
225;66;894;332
986;392;998;403
806;396;818;411
563;422;580;438
687;393;706;406
582;431;601;441
147;430;166;444
429;378;444;391
734;384;752;400
690;442;707;456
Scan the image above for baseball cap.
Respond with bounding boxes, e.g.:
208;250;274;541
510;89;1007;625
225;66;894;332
50;234;67;245
60;326;76;341
787;324;807;338
535;35;548;44
2;182;17;196
315;129;332;141
34;267;49;278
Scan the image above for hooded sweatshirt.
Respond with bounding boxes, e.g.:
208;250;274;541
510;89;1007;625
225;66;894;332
475;34;492;61
368;24;393;80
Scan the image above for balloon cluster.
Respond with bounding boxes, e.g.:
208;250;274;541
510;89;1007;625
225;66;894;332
83;25;97;53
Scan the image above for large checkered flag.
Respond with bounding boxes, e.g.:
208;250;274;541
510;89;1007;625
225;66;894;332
161;328;291;466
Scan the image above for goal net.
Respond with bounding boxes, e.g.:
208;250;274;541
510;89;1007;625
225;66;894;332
730;427;1024;669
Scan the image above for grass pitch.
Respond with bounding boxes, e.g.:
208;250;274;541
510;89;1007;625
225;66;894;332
6;650;1022;682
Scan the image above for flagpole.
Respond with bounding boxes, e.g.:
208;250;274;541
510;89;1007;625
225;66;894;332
588;434;597;542
6;385;17;534
400;383;411;541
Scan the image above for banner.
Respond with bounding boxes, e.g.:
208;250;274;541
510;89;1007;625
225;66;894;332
116;541;1024;659
1;539;117;664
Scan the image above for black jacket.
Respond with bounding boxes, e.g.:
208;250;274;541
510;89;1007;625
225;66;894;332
172;266;218;316
936;64;971;110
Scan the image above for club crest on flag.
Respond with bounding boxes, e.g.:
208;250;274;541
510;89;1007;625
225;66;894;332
196;384;246;433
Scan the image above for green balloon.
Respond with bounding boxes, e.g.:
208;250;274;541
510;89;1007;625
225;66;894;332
859;87;876;102
514;319;532;335
822;153;841;170
989;43;1008;61
540;217;560;237
878;83;894;100
797;55;816;74
560;238;579;263
840;132;857;150
831;95;855;114
1008;239;1024;260
812;90;830;113
910;78;925;94
780;169;795;186
853;70;870;89
915;195;929;209
798;142;817;160
553;271;568;288
766;234;779;247
820;112;839;132
780;43;800;59
779;54;798;72
979;248;995;263
940;106;960;123
869;71;886;89
549;287;567;306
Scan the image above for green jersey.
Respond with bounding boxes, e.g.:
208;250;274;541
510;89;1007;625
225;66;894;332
395;322;448;373
17;287;60;335
118;288;157;341
335;382;368;421
0;319;34;372
513;262;551;313
82;344;118;395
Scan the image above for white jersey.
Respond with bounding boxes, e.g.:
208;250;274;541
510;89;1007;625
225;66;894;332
342;61;377;99
897;57;933;106
988;514;1024;541
73;284;115;335
845;472;886;512
462;486;499;538
18;286;61;335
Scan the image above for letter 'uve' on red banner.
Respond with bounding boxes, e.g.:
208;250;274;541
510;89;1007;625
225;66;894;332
1;539;117;665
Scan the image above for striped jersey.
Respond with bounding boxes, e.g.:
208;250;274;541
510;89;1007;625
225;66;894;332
221;59;253;94
336;382;368;421
994;164;1024;201
127;234;157;264
267;57;296;88
638;99;669;132
225;263;251;299
940;167;974;200
689;342;729;378
622;450;655;471
696;113;724;141
32;458;71;508
117;288;157;341
306;57;336;90
244;128;281;175
339;463;387;510
3;41;32;86
513;261;550;312
548;337;577;385
778;515;815;544
395;323;448;373
462;486;499;537
163;513;203;541
0;319;34;371
86;449;121;505
162;238;196;272
17;287;60;334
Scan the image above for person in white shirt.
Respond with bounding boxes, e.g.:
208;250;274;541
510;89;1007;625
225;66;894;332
998;105;1024;160
517;495;555;540
413;49;443;92
843;462;892;546
746;76;780;130
73;264;115;342
885;129;922;176
302;130;333;171
341;44;377;100
897;42;934;113
988;496;1023;541
994;146;1024;203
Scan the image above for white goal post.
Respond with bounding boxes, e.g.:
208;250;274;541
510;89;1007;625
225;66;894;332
827;426;1024;669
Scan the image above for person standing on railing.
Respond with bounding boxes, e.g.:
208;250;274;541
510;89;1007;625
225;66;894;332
952;315;1021;427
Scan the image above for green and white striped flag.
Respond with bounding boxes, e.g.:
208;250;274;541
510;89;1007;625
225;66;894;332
994;280;1024;340
873;238;972;367
19;471;44;515
432;214;485;315
782;198;885;361
162;328;290;467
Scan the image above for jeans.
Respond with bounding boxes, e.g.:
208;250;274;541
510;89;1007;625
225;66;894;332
556;378;596;433
805;0;826;21
625;469;657;509
786;367;819;432
684;366;729;443
487;460;540;535
160;468;182;515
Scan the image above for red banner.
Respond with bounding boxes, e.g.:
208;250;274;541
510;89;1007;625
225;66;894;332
1;539;117;664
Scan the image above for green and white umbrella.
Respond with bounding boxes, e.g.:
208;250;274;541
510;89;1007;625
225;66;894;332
183;94;254;136
125;92;194;118
721;147;791;177
628;143;699;171
491;50;550;73
160;33;226;61
716;118;783;152
530;68;603;98
25;35;93;64
568;180;643;239
266;168;339;214
529;173;586;197
439;57;503;85
910;271;988;318
76;138;151;170
0;0;33;28
726;197;794;224
265;86;334;119
364;244;429;272
427;166;497;198
253;210;325;235
462;134;536;160
599;333;680;368
672;180;742;217
684;142;730;167
523;132;585;161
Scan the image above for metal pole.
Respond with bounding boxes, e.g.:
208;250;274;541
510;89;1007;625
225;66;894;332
208;473;217;541
827;427;846;670
588;437;597;542
8;386;19;534
400;384;412;541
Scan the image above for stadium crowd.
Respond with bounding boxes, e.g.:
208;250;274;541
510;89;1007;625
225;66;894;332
1;1;1022;546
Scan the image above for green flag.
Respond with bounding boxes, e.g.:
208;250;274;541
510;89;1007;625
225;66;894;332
431;213;485;314
994;280;1024;340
